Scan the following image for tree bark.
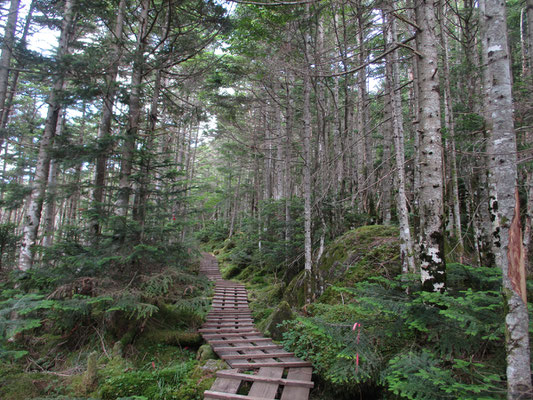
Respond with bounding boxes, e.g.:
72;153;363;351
480;1;532;397
91;0;126;239
302;4;313;302
0;0;21;140
415;0;446;292
18;0;75;271
115;0;149;219
385;3;415;273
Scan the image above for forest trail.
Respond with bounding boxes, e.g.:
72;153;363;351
199;253;314;400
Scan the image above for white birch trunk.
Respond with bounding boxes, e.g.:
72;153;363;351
415;0;446;292
480;1;532;397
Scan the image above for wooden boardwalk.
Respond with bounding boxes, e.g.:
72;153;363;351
199;253;314;400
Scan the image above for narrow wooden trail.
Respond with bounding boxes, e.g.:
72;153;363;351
199;253;314;400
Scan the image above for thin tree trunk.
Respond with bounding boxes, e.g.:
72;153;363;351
42;111;65;248
18;0;75;271
385;4;415;273
439;2;463;261
480;1;532;397
91;0;126;239
115;0;149;218
302;4;313;302
0;0;21;140
415;0;446;292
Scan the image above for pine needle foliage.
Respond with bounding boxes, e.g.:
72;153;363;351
281;263;515;399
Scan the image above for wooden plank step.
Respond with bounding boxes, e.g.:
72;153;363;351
204;391;273;400
221;352;295;360
199;328;259;334
213;344;282;351
208;338;273;345
205;317;254;322
231;361;312;368
202;332;263;339
280;367;313;400
203;324;255;329
248;367;283;398
216;371;314;388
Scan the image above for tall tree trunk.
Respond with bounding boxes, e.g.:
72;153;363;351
18;0;75;271
302;4;313;302
415;0;445;292
480;1;532;397
439;2;463;261
115;0;149;219
0;0;34;132
42;111;65;248
385;4;416;273
0;0;21;141
91;0;126;240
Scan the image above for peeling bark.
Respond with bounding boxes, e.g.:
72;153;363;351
415;0;446;292
480;0;532;397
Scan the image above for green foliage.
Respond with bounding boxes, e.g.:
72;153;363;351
383;351;503;400
99;360;196;400
280;265;511;399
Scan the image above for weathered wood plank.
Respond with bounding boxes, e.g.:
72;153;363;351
280;368;313;400
216;371;314;388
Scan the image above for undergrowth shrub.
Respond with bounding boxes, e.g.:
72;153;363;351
281;264;514;399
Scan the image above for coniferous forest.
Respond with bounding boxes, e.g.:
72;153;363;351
0;0;532;399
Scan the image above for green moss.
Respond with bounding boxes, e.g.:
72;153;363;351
316;225;401;292
283;270;307;307
196;344;217;361
258;301;295;340
137;329;202;347
0;366;60;400
221;263;243;279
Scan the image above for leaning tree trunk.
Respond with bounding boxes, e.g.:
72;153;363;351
415;0;445;292
0;0;21;139
18;0;75;271
480;1;532;398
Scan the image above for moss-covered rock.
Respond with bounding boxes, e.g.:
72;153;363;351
196;344;217;361
284;225;401;306
318;225;400;283
283;270;307;307
258;301;295;340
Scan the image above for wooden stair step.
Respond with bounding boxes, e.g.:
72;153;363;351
203;332;263;339
200;328;259;334
215;371;314;388
213;344;282;351
230;361;312;368
220;352;295;360
204;391;273;400
207;338;273;345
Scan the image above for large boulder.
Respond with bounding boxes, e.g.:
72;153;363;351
284;225;401;306
258;301;295;340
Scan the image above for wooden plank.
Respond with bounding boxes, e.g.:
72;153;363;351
216;371;314;388
222;352;295;360
209;369;242;397
199;328;259;334
280;368;313;400
231;361;312;368
247;367;284;398
204;391;273;400
213;344;282;352
208;338;273;345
